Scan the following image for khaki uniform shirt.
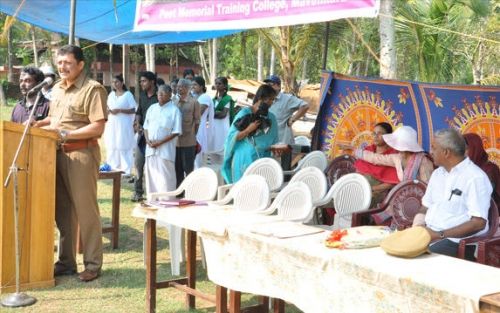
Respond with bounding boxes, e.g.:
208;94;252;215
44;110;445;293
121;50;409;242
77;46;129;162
176;95;200;147
49;71;107;135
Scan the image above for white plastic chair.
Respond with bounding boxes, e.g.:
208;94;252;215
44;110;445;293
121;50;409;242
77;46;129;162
211;175;270;212
261;181;313;222
217;157;283;200
289;167;327;222
145;167;218;275
294;135;311;146
283;150;328;176
314;173;371;230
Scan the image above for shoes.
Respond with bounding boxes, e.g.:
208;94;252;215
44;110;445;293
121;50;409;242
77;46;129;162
127;176;135;183
131;193;144;202
54;264;77;276
78;269;101;282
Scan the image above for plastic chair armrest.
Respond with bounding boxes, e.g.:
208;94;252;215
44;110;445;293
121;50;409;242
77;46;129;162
282;169;295;176
147;189;182;201
351;206;385;227
457;233;496;259
217;184;233;200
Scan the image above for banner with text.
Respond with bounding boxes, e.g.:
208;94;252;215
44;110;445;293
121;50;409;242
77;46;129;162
134;0;380;31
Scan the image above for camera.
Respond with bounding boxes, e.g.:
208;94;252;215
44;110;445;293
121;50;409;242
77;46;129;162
234;103;272;135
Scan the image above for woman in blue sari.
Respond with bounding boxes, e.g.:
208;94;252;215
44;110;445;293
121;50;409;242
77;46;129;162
222;84;278;183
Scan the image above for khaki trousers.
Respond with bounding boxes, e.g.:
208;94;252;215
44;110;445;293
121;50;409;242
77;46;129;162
55;146;103;272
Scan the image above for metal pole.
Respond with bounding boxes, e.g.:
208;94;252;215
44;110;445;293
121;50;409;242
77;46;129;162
322;22;330;70
69;0;77;45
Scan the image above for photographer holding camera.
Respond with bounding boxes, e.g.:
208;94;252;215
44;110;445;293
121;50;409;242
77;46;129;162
222;84;278;183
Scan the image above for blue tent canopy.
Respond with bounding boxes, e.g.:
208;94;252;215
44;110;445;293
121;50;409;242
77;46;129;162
0;0;241;44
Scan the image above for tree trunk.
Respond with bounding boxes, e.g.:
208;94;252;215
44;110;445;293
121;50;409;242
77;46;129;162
379;0;396;79
0;84;6;106
211;38;217;83
270;47;275;75
241;34;247;78
257;35;264;81
472;41;484;85
198;44;210;82
175;44;179;78
109;44;113;86
7;28;14;83
144;44;150;71
364;51;371;76
301;58;307;83
279;27;296;93
122;44;130;86
149;44;156;74
31;26;38;67
347;31;356;75
207;41;213;81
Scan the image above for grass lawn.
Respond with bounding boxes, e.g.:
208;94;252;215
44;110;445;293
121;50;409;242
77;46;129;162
1;102;303;313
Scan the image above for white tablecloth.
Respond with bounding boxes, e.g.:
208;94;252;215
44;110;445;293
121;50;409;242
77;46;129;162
133;205;500;313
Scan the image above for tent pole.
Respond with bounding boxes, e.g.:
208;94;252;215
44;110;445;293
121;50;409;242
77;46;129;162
69;0;77;45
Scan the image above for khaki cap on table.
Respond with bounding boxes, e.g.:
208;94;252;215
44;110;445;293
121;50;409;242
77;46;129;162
380;226;431;258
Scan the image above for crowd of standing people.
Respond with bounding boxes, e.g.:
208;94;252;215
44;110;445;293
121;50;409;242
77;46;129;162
8;44;498;282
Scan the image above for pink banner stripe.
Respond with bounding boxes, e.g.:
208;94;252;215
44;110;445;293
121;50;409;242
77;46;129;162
136;0;377;26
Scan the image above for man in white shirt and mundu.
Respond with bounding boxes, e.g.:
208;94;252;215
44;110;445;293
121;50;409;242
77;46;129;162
414;128;492;260
143;84;182;194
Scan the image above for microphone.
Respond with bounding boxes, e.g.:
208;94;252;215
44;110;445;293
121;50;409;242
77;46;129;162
27;76;54;97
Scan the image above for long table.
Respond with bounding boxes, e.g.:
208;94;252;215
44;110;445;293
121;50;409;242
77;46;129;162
133;204;500;313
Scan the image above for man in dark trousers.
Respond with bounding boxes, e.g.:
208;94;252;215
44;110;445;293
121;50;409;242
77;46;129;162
132;71;158;202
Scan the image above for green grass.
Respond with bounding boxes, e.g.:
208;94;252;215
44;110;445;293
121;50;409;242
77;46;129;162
1;104;303;313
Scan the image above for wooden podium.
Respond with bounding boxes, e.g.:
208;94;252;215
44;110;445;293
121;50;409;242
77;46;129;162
0;121;58;293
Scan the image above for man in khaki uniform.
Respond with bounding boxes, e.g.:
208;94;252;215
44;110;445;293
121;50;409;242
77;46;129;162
37;45;107;282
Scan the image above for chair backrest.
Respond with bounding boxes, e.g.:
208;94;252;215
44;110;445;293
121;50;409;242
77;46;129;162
484;199;499;238
243;157;283;192
325;154;356;187
180;167;219;201
229;175;270;212
327;173;371;229
289;167;327;204
296;150;328;172
381;180;427;230
294;135;311;146
268;181;313;222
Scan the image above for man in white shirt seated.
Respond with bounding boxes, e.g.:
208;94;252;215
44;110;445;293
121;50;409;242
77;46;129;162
414;128;492;260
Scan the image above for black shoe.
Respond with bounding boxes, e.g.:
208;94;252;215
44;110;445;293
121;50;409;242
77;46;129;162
54;264;77;276
127;176;135;183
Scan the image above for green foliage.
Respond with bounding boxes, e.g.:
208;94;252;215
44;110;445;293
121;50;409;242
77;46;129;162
2;2;497;86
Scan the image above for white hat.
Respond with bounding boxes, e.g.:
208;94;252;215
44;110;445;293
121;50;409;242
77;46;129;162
382;125;423;152
40;65;56;76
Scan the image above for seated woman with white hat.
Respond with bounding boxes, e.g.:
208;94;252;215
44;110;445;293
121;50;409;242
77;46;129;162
353;125;435;224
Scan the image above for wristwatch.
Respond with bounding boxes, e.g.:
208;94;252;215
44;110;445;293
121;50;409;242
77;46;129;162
438;230;445;239
59;129;69;143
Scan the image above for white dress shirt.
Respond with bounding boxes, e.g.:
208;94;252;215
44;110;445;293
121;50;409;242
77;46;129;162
143;101;182;162
423;157;492;243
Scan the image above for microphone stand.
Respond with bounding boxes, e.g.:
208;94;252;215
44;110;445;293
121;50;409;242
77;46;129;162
1;92;43;307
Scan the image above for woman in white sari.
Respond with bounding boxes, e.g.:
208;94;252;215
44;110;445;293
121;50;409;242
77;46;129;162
192;76;214;168
104;74;137;175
